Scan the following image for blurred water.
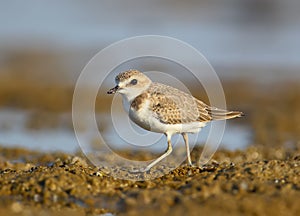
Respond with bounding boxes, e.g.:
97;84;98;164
0;0;299;82
0;129;78;153
0;110;78;153
0;110;251;153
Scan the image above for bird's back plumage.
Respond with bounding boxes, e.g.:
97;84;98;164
130;82;242;125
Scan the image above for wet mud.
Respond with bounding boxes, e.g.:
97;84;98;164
0;146;299;216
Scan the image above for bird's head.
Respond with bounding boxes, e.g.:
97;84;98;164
107;69;152;102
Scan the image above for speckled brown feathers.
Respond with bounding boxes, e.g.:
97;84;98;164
115;69;140;83
147;83;213;124
130;82;242;125
131;93;148;111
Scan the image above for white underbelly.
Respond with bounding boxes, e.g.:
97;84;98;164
129;106;206;135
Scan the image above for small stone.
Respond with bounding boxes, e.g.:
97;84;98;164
49;182;57;191
95;171;103;177
11;202;23;213
33;194;40;202
71;156;88;167
240;181;248;191
52;194;58;203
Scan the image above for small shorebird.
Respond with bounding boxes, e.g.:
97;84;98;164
107;70;243;172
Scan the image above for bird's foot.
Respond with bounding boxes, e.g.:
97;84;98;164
197;160;219;171
186;161;196;167
129;167;150;174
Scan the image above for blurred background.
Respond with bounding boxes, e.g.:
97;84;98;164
0;0;299;153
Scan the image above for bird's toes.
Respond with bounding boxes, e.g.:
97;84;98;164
129;167;150;174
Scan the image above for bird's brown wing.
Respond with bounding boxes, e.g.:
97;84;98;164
148;83;212;124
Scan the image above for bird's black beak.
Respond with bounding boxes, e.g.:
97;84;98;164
107;85;119;94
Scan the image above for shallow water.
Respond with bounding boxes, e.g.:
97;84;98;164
0;110;251;154
0;109;78;153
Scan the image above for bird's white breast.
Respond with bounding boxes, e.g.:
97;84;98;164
129;98;153;131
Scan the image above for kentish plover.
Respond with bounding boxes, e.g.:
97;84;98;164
107;69;243;172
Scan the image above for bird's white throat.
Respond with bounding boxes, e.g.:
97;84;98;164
118;83;150;103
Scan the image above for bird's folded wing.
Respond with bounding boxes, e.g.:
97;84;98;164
148;83;212;124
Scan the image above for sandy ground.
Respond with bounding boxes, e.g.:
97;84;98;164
0;146;299;216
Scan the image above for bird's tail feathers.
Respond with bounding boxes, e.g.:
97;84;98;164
207;107;244;120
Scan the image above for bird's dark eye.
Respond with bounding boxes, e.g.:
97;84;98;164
130;79;138;85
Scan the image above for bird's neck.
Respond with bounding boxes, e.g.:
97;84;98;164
122;84;151;103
